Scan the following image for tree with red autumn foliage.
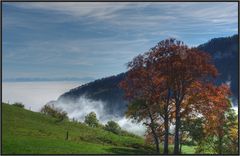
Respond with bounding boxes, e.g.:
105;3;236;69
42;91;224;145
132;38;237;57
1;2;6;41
148;39;218;154
120;38;234;154
120;54;163;153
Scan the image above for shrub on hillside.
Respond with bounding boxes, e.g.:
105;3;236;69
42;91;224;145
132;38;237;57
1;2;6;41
40;104;68;122
97;123;105;129
105;120;121;135
84;112;99;127
12;102;24;108
120;129;140;138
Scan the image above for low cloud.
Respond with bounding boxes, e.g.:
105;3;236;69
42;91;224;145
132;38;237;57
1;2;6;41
54;96;146;136
54;96;108;121
118;117;146;136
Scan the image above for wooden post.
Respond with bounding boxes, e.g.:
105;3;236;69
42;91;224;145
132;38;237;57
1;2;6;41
65;131;68;140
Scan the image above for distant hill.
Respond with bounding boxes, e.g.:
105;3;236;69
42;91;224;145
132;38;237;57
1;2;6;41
198;34;238;98
58;73;127;117
58;34;238;116
2;103;152;154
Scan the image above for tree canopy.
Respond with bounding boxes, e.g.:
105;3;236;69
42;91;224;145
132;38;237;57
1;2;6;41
120;38;236;154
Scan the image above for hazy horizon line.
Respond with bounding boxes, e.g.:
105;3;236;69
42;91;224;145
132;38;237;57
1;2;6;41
2;77;95;82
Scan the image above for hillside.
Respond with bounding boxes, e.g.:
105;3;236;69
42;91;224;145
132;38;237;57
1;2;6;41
198;34;238;98
58;73;127;117
2;103;153;154
57;34;238;116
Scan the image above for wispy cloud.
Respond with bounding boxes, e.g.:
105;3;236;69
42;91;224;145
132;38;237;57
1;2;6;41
3;2;238;80
6;2;237;30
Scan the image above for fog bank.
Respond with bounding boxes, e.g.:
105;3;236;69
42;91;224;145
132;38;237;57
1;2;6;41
52;96;146;136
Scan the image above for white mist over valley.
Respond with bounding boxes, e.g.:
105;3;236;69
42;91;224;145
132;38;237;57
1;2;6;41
52;96;146;136
2;81;146;136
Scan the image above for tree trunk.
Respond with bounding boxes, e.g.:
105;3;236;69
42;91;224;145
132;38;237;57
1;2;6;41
155;139;160;154
179;131;182;154
174;101;180;154
147;108;160;154
180;142;182;154
217;117;224;154
151;127;160;154
218;134;223;154
164;88;171;154
163;106;169;154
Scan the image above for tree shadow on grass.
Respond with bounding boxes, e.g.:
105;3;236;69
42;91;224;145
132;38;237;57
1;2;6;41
106;147;155;154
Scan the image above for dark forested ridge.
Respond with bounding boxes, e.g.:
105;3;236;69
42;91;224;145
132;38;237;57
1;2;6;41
198;34;238;98
58;34;238;114
58;73;127;116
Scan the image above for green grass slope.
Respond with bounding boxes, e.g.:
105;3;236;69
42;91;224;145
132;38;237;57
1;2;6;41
2;103;154;154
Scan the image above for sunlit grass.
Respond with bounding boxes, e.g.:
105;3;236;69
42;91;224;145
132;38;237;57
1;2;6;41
2;103;198;154
2;103;154;154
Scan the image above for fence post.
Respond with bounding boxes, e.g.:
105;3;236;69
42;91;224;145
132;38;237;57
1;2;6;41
65;131;68;140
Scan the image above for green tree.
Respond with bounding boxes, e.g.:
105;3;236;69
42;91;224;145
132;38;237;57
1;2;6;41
220;108;238;154
105;120;121;135
12;102;24;108
225;108;238;153
40;104;68;122
180;117;205;153
84;112;99;127
125;99;160;154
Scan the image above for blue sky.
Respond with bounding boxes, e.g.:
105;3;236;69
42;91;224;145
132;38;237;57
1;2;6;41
3;2;238;82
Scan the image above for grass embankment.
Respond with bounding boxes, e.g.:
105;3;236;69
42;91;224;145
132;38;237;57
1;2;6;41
2;103;196;154
2;103;153;154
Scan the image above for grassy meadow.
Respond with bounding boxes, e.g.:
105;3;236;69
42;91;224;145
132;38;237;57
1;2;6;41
2;103;196;154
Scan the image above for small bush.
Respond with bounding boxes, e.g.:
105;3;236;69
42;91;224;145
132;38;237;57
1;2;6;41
84;112;99;127
12;102;24;108
97;123;105;129
105;120;121;135
40;104;68;122
120;129;140;138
